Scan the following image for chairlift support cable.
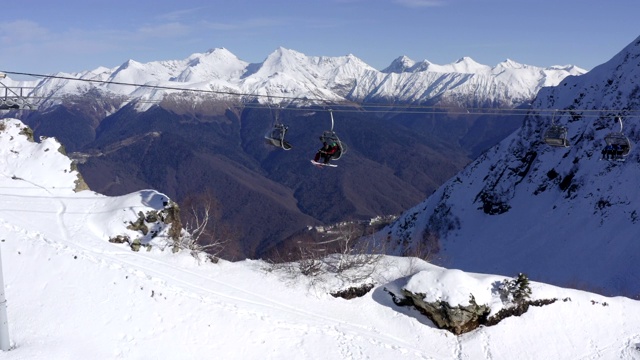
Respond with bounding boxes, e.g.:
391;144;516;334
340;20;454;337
3;70;640;119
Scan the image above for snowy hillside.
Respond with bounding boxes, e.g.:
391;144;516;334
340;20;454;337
384;36;640;297
1;117;640;359
8;47;585;111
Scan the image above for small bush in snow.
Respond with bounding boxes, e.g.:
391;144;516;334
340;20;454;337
498;273;532;306
264;223;384;286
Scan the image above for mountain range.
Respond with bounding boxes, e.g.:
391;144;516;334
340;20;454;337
382;36;640;298
5;47;585;110
2;47;584;259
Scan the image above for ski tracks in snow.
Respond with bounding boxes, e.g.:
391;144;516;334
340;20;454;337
481;328;493;360
454;334;464;360
101;254;439;359
4;200;441;359
619;334;640;359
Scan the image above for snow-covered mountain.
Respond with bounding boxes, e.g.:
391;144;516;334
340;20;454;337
12;47;585;111
1;117;640;359
383;36;640;298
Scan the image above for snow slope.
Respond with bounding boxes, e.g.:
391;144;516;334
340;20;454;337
384;36;640;297
0;118;640;359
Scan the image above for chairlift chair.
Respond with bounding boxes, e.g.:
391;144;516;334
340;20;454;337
544;125;570;147
603;117;631;158
264;104;292;150
264;123;292;150
543;112;570;147
318;110;346;161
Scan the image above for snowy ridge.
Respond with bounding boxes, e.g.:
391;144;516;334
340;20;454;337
1;117;640;359
384;36;640;297
8;47;585;111
0;120;79;191
0;118;174;247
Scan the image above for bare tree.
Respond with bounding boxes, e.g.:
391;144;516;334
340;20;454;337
264;220;384;285
178;190;229;262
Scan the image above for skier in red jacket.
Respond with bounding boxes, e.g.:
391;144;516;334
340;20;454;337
314;141;338;164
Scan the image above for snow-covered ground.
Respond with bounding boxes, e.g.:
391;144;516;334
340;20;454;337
1;117;640;359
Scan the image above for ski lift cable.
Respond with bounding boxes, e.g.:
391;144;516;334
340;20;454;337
12;95;640;119
3;70;640;118
12;90;631;119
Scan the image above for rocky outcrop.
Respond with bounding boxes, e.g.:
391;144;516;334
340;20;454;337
73;174;90;192
331;284;375;299
401;290;490;335
395;271;559;335
112;201;183;252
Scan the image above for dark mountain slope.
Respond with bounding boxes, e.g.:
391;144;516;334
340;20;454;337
61;100;497;258
382;36;640;297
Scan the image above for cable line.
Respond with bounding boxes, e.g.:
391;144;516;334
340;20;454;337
2;70;640;118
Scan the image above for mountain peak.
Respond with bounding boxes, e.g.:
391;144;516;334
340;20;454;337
456;56;475;63
270;46;303;57
382;55;417;73
175;47;248;83
259;47;307;70
497;58;525;69
204;47;229;54
188;47;241;62
448;56;490;73
118;59;142;70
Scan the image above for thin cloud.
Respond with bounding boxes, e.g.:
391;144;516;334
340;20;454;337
136;22;192;39
394;0;445;8
0;20;50;44
201;18;285;31
157;7;208;22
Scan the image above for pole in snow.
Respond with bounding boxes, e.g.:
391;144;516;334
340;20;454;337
0;241;11;351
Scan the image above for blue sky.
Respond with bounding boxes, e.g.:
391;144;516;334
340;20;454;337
0;0;638;77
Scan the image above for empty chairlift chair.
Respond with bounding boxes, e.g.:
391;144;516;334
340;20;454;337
264;104;292;150
544;112;570;147
265;123;292;150
603;117;631;160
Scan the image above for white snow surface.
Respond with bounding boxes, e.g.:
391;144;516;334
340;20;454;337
404;268;500;311
0;117;639;359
